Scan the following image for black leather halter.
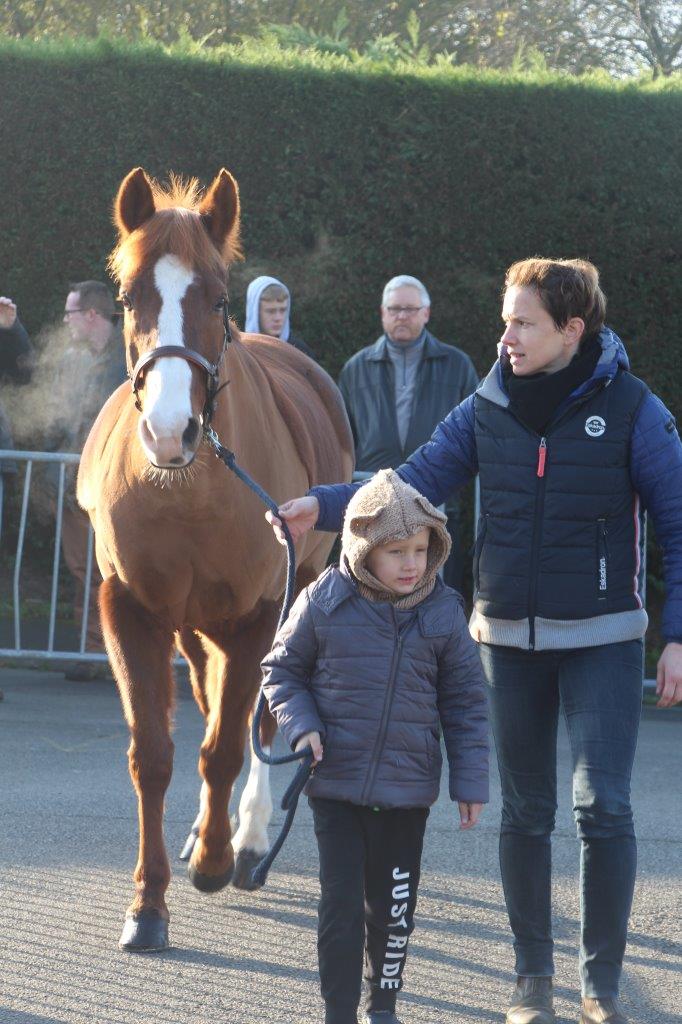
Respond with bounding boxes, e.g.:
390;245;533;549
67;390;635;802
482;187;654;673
129;298;231;425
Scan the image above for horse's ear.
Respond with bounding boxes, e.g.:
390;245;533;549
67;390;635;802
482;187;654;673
199;169;240;252
115;168;156;238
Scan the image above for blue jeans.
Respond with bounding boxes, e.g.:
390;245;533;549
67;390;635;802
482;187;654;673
479;640;643;998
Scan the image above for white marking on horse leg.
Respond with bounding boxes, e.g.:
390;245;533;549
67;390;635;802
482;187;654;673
179;780;209;860
193;779;208;832
232;746;272;856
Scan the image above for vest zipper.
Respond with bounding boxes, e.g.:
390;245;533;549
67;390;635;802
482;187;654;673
527;435;548;650
360;610;410;805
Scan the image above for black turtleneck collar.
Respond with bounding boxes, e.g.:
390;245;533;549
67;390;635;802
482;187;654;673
502;334;602;436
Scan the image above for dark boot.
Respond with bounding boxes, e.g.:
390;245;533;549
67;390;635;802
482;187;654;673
362;1014;401;1024
580;997;628;1023
506;977;556;1024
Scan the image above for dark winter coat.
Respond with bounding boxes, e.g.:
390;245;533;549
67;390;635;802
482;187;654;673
262;565;489;809
0;317;34;473
337;329;478;476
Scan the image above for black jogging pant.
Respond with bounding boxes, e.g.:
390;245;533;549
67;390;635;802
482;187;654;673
309;797;428;1024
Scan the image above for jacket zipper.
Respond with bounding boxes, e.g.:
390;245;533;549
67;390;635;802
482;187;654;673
502;383;608;651
473;513;489;594
527;437;548;650
360;610;411;805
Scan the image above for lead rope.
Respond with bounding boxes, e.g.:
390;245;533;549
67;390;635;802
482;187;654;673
203;426;315;888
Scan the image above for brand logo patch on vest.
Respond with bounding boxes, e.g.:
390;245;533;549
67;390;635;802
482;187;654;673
585;415;606;437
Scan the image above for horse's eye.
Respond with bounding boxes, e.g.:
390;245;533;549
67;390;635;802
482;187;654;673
119;291;133;311
214;296;227;312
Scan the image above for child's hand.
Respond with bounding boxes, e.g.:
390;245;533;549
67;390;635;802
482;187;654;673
295;731;323;762
458;802;483;830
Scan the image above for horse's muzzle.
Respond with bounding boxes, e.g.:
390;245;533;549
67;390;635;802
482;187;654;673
139;414;202;468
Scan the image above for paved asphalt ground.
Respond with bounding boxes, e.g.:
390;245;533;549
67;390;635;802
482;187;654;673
0;667;680;1024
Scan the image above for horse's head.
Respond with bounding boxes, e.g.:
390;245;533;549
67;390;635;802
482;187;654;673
109;167;241;468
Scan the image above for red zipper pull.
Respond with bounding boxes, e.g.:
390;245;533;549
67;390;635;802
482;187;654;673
537;437;547;477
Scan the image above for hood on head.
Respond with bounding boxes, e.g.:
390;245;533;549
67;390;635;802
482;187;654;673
341;469;451;599
244;275;290;341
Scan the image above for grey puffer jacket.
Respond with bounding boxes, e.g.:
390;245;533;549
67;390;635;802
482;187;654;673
261;565;489;809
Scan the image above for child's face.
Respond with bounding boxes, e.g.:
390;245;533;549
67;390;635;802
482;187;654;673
364;527;431;595
259;298;288;338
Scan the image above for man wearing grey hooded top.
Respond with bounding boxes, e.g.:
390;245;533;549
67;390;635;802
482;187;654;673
338;275;478;590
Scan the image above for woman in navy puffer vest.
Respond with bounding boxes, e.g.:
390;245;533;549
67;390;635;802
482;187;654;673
267;258;682;1024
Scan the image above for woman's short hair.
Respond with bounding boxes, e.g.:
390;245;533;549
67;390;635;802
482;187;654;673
505;258;606;340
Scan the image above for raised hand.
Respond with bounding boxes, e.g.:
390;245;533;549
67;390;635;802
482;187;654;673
0;297;18;330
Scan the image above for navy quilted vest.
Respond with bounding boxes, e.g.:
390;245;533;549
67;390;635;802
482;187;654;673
473;370;648;642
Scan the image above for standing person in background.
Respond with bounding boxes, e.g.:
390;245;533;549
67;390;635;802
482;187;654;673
244;275;315;358
59;281;127;681
0;295;34;703
337;275;478;591
0;295;34;477
267;258;682;1024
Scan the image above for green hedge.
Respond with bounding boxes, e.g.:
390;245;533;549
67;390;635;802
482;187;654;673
1;37;681;409
0;38;679;665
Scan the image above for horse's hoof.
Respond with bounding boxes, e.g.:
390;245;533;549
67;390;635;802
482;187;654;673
118;911;169;952
232;848;266;891
187;861;234;893
179;826;199;861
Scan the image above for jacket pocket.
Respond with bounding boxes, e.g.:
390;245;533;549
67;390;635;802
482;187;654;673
596;518;609;602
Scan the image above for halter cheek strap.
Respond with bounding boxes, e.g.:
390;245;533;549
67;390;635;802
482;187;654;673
129;299;231;424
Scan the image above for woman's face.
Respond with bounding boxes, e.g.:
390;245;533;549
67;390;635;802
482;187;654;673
500;285;583;376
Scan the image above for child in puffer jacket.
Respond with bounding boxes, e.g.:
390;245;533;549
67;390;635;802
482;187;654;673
261;469;489;1024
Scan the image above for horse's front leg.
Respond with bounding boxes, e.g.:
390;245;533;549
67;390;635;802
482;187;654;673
188;606;278;893
99;575;175;952
231;703;277;890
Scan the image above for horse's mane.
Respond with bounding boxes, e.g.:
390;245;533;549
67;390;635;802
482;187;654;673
108;175;241;283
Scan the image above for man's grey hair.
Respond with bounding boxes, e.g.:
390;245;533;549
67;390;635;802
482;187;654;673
382;275;430;308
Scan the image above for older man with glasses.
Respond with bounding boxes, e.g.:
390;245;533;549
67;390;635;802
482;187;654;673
338;274;478;590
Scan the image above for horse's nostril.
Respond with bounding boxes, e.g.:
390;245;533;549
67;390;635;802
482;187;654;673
169;456;185;466
182;418;200;449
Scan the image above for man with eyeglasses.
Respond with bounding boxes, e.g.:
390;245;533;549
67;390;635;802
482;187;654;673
338;275;478;589
57;281;127;680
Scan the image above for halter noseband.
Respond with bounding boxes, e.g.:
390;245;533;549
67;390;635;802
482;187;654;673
129;298;231;425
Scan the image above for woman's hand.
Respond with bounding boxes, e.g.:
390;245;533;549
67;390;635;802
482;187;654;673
656;642;682;707
295;731;323;762
265;496;320;545
458;801;483;830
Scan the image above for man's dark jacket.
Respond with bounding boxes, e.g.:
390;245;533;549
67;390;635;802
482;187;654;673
338;330;478;475
0;317;33;472
262;565;489;809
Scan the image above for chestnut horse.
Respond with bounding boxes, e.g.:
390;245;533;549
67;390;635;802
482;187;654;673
77;167;353;951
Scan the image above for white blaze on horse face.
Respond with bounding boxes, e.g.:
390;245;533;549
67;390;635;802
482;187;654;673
139;254;196;465
232;747;273;858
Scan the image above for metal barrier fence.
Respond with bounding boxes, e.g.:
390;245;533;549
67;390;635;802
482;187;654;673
0;449;105;663
0;451;651;687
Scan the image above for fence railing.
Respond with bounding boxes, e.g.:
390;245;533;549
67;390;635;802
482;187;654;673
0;449;106;663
